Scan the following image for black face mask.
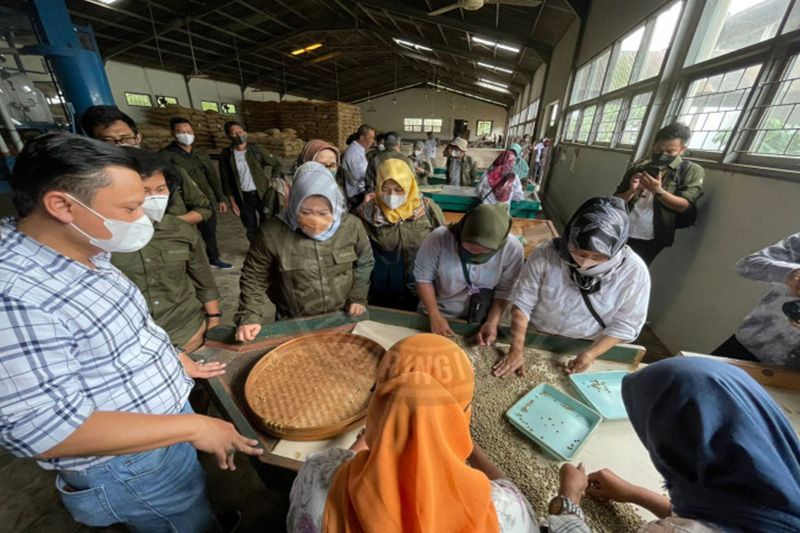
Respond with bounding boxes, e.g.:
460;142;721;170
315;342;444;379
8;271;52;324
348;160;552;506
230;134;247;146
651;151;677;166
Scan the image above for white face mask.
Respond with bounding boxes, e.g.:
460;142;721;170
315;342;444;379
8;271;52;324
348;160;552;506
67;194;154;253
451;149;462;158
381;194;407;210
413;150;422;156
142;195;169;222
175;133;194;146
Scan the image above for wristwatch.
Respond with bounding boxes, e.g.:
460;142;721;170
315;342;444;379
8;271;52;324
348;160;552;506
548;495;586;522
654;189;664;198
205;311;223;318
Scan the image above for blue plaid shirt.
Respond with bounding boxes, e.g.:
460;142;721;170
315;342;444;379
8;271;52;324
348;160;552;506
0;218;193;470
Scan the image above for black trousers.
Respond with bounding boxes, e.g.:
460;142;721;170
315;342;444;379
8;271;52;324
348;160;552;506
711;334;760;362
197;211;220;262
238;191;265;242
627;238;665;266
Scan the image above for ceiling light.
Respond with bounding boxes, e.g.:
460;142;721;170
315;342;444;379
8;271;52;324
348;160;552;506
291;43;323;56
393;38;433;53
476;81;510;93
477;62;513;75
427;82;507;107
478;78;509;88
96;0;120;4
471;36;520;54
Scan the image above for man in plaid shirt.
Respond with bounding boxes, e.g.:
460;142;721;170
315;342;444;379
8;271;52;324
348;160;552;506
0;133;262;531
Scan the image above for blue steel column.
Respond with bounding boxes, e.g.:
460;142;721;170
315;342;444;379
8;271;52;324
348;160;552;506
27;0;114;119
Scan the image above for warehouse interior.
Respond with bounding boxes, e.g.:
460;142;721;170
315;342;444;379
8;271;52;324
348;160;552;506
0;0;799;532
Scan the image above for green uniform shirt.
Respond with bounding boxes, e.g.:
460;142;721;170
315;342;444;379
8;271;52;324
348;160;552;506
161;142;225;205
409;154;433;185
166;167;213;221
615;155;705;247
446;155;481;186
235;214;375;323
111;215;220;345
218;143;283;206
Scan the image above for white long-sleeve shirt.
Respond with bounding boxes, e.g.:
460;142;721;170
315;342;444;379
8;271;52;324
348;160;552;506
511;243;650;342
424;139;437;161
476;175;525;205
342;141;368;198
414;226;524;318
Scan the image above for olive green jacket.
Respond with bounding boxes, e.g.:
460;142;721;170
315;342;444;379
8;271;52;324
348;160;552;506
219;143;283;207
409;154;433;185
365;150;416;190
235;214;375;323
358;197;445;281
446;155;481;186
166;167;213;221
111;215;220;345
615;155;705;247
161;142;225;205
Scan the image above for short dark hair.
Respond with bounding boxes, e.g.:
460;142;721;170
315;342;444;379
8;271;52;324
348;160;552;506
224;120;244;136
384;131;401;149
357;124;375;138
655;122;692;146
346;132;359;145
80;105;139;138
120;148;181;207
375;132;386;144
169;117;192;130
11;133;141;217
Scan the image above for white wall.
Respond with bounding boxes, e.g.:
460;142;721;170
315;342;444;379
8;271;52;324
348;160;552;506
356;88;508;141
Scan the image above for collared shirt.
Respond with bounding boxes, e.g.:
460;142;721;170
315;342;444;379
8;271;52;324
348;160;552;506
234;149;257;192
0;218;192;471
512;243;650;342
111;215;220;346
735;233;800;368
343;142;368;197
414;226;524;318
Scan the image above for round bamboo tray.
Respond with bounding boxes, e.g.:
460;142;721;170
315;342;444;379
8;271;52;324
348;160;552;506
244;333;385;441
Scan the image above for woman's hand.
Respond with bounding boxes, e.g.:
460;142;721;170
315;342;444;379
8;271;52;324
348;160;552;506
559;463;588;504
493;348;525;378
189;415;263;470
235;324;261;342
429;312;455;337
586;468;638;503
348;303;367;316
566;352;595;374
179;353;226;379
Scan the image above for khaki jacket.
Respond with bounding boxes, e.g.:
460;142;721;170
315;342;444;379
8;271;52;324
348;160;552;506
446;155;481;186
235;214;375;323
111;215;220;345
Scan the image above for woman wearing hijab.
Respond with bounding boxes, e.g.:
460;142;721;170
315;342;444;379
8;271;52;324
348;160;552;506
287;334;537;533
475;149;525;205
294;139;341;177
550;357;800;532
409;139;433;184
509;143;531;183
414;204;524;341
355;159;446;310
234;162;375;341
495;197;649;377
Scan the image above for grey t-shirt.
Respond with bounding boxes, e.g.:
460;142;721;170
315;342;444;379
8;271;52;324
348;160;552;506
735;232;800;369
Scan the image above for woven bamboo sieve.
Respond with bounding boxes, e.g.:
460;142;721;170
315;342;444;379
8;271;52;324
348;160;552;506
244;333;385;440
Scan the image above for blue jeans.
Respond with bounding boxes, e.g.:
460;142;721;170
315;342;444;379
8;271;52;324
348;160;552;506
55;422;219;532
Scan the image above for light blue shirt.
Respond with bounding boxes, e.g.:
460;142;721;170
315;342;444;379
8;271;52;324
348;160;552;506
343;141;368;198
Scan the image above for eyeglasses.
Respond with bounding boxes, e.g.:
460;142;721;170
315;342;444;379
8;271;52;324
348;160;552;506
321;162;338;172
101;135;139;146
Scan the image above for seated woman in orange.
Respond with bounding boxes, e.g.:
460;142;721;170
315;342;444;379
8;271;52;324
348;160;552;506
286;334;536;532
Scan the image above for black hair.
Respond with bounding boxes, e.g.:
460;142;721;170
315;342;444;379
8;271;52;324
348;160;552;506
169;117;192;130
654;122;692;146
384;131;401;149
375;132;387;144
80;105;139;138
346;132;359;145
120;148;181;208
11;132;141;218
357;124;375;138
224;120;244;136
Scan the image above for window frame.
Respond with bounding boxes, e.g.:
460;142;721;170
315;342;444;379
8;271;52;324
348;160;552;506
476;120;493;136
124;92;153;107
201;101;220;112
220;102;238;114
155;95;178;107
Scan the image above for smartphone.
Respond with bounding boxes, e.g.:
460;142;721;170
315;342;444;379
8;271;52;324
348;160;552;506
643;164;661;178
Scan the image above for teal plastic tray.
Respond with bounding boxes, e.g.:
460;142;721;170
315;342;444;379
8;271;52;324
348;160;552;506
509;199;542;219
569;371;629;420
506;384;602;461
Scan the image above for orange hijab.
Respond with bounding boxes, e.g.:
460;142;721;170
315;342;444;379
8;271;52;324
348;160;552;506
323;334;499;533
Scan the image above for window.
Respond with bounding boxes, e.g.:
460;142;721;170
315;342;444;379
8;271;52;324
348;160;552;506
576;105;597;142
201;101;219;112
686;0;792;66
636;2;682;82
563;109;580;141
594;99;624;143
620;92;652;145
424;118;443;133
746;54;800;156
571;50;610;104
548;101;559;127
476;120;493;136
220;103;237;114
125;92;152;107
605;26;645;93
404;118;423;133
674;64;761;152
155;95;178;107
527;99;539;121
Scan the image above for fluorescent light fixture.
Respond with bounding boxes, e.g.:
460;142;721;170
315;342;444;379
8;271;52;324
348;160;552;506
96;0;119;4
478;78;509;88
471;36;520;54
291;43;323;56
476;81;511;93
426;82;507;107
477;62;513;75
393;38;433;53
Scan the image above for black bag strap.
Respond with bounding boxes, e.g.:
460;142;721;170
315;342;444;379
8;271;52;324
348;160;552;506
670;160;690;189
480;173;514;203
579;289;607;329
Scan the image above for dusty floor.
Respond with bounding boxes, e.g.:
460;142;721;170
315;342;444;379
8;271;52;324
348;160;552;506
0;205;673;532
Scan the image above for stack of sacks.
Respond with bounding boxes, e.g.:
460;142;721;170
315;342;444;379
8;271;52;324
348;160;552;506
243;100;362;149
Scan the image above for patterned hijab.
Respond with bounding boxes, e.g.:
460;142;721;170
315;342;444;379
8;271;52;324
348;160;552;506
554;196;630;292
483;150;517;202
278;162;346;241
324;334;499;533
624;357;800;532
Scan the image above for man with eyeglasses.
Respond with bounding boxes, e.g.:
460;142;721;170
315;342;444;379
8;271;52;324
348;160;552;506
80;106;212;227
